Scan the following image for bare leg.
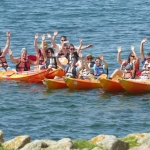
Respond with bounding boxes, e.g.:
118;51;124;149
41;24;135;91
109;69;123;78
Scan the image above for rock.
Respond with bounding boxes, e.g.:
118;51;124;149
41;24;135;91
130;143;150;150
91;135;129;150
20;140;48;150
45;138;73;150
2;135;30;150
0;130;4;143
125;133;150;145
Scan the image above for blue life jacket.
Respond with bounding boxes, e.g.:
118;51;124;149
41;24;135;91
94;66;106;76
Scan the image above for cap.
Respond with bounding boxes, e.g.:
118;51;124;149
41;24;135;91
21;48;27;53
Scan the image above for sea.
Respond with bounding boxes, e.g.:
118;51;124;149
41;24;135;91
0;0;150;141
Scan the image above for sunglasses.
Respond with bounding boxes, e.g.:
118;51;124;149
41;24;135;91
71;60;77;62
130;55;135;57
61;40;66;41
146;58;150;60
47;52;51;53
95;60;101;63
87;58;92;60
70;48;75;50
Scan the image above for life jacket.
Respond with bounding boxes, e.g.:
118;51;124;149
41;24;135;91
66;52;79;63
94;65;106;76
142;60;149;71
38;49;45;65
45;57;57;69
65;66;77;78
16;58;30;72
88;62;95;68
0;56;8;70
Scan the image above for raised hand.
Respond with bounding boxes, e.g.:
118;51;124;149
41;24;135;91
87;44;93;48
100;54;104;61
7;31;11;37
8;49;13;56
35;33;39;40
131;46;135;51
42;34;45;41
117;46;122;53
79;38;83;44
62;40;69;44
53;30;58;36
141;38;147;44
47;33;52;39
78;52;83;58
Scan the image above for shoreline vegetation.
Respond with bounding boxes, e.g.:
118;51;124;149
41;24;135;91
0;130;150;150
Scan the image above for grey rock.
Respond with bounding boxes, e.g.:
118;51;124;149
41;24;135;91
0;130;4;143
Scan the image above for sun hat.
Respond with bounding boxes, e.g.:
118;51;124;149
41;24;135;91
125;64;132;70
21;48;27;53
86;54;94;60
40;41;48;48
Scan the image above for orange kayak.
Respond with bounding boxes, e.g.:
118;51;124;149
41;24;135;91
2;69;50;83
45;68;65;79
99;78;124;92
63;77;101;89
43;78;68;89
119;78;150;93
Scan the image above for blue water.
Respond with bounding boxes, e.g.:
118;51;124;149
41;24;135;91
0;0;150;141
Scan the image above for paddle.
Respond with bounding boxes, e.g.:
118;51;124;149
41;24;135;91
28;55;37;61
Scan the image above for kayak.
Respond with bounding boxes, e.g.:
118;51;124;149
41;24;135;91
99;78;124;92
63;77;101;89
43;78;68;89
45;68;65;79
2;69;50;83
119;78;150;93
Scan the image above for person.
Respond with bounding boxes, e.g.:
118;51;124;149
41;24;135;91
55;52;83;79
41;34;57;69
61;39;83;64
140;38;150;71
47;30;93;56
120;62;135;79
9;48;39;72
79;54;95;79
86;55;108;79
0;31;11;70
140;64;150;79
109;46;140;79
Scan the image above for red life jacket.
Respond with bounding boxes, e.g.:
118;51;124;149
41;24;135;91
16;58;30;72
0;56;8;69
38;49;45;65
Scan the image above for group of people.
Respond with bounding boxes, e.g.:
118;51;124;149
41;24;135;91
0;30;150;80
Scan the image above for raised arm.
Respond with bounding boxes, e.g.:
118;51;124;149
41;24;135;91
2;31;11;56
75;44;93;51
117;46;123;64
47;33;56;49
131;46;139;61
140;38;147;62
34;33;39;52
9;50;19;64
78;52;83;71
53;30;58;41
76;39;83;55
100;55;108;69
41;34;47;62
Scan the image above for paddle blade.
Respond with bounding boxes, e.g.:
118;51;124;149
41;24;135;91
28;55;37;61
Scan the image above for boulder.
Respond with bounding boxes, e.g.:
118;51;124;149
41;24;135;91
130;143;150;150
0;130;4;143
92;147;103;150
3;135;30;150
20;140;48;150
91;135;129;150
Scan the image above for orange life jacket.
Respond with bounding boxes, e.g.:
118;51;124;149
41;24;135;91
16;58;30;72
0;56;8;69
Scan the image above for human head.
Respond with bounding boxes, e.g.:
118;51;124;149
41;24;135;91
69;43;75;54
40;41;48;49
45;48;54;57
60;36;67;44
21;48;27;58
71;56;78;66
86;54;94;63
95;57;102;66
128;52;135;63
146;53;150;63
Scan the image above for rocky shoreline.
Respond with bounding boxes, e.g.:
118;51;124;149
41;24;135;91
0;130;150;150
